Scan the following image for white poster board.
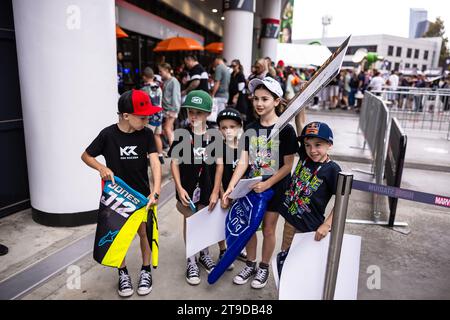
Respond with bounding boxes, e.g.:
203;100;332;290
269;35;352;140
186;203;228;258
228;177;263;199
279;232;361;300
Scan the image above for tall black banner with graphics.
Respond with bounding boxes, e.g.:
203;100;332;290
384;118;407;227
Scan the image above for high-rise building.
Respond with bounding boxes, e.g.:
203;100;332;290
409;8;428;38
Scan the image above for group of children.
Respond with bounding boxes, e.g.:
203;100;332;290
82;74;341;297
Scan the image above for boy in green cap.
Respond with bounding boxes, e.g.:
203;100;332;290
168;90;224;285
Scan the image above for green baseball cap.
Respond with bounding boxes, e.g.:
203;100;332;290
182;90;212;113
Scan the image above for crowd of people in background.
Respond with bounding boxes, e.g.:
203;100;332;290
116;52;450;160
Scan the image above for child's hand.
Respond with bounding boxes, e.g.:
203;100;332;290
146;192;159;210
314;223;331;241
222;186;234;202
221;197;230;209
177;187;190;207
99;166;115;185
252;181;270;193
208;192;219;211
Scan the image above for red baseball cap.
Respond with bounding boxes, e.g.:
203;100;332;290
118;89;162;116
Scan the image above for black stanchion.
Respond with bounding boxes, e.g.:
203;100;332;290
384;118;407;227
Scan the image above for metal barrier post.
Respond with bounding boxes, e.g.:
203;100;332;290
322;172;353;300
447;120;450;141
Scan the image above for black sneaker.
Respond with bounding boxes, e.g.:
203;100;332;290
233;262;257;285
198;253;216;274
137;269;152;295
186;261;201;285
118;270;134;297
251;266;269;289
218;251;234;271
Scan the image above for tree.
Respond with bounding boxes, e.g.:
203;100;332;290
422;17;449;69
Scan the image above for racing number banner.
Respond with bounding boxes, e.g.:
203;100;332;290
93;176;158;268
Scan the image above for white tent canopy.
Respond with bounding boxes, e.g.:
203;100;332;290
276;43;332;68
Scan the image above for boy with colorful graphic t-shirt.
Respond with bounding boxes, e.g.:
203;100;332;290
277;121;341;276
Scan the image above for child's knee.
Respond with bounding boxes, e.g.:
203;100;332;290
137;224;147;238
262;226;276;238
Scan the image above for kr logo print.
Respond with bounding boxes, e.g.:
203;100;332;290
193;147;207;161
120;146;138;159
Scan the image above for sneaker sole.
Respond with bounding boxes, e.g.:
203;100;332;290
233;277;252;285
118;289;134;297
251;281;268;289
186;277;201;286
137;287;153;296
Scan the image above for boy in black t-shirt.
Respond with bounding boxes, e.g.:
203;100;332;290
216;108;248;268
168;90;223;286
81;89;162;297
277;121;342;276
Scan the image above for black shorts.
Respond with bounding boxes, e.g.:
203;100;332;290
265;176;290;212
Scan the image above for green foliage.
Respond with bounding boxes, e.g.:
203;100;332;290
422;17;449;68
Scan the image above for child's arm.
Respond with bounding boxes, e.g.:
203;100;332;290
315;207;334;241
222;150;249;202
147;152;162;209
295;108;306;136
170;159;190;206
208;162;224;211
81;151;115;184
252;154;295;193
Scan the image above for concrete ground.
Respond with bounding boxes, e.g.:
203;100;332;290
4;160;447;300
1;111;449;300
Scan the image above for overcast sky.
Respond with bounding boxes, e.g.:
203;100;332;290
292;0;450;40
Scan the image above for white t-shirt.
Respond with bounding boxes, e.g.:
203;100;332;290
388;74;399;90
369;76;385;91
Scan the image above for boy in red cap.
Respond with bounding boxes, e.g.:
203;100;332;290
81;89;162;297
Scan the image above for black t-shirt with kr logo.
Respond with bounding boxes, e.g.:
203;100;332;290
85;124;157;196
168;127;217;206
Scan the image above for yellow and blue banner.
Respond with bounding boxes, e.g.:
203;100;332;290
93;176;158;268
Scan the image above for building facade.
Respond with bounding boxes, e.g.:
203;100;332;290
295;34;442;73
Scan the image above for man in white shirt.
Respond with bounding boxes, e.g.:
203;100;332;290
387;71;400;106
368;70;385;93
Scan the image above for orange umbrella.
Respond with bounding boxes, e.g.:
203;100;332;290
204;42;223;54
153;36;204;52
116;25;128;38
